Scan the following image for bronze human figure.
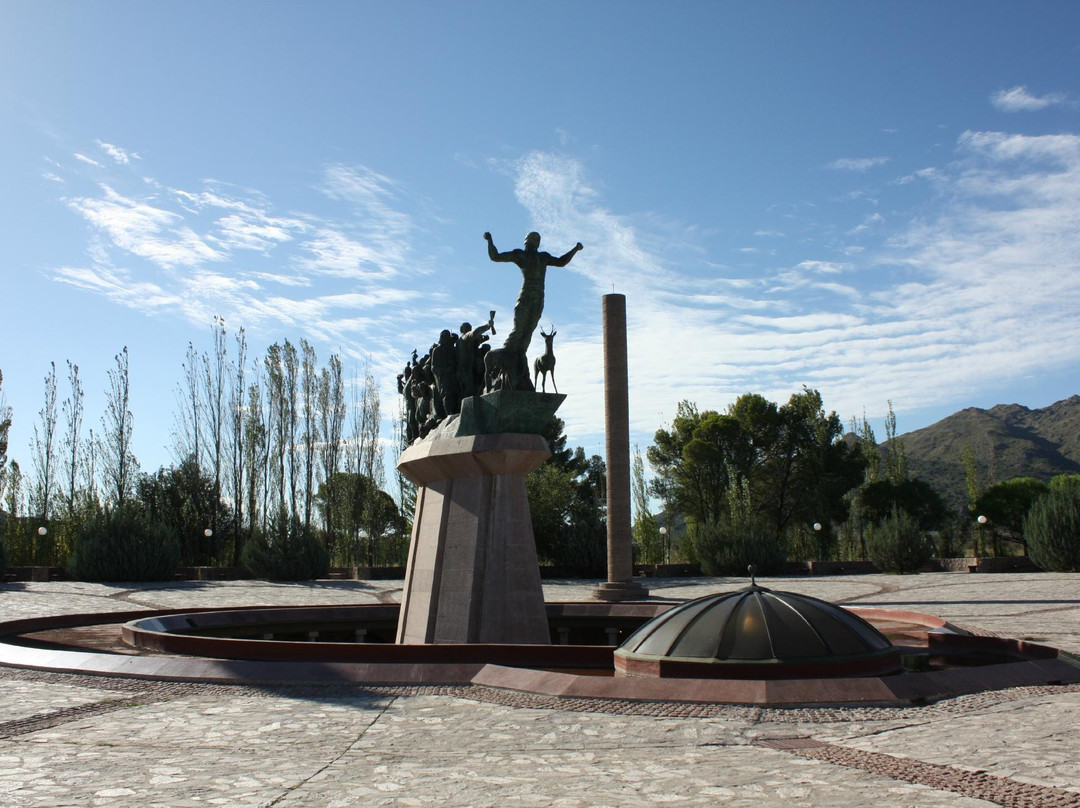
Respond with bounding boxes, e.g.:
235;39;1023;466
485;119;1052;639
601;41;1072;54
483;231;582;391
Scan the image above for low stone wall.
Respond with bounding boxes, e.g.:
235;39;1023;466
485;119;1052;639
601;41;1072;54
174;566;253;581
3;566;65;582
2;556;1047;584
634;563;702;577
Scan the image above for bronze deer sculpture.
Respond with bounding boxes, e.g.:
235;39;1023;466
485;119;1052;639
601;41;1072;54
533;328;557;394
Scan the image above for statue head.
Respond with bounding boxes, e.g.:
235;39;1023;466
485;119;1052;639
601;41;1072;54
524;232;541;251
460;322;471;334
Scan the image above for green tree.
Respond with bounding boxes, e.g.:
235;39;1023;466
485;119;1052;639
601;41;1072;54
527;418;606;573
648;390;863;549
1024;483;1080;572
1050;474;1080;494
883;400;908;485
632;445;663;564
241;509;329;581
648;401;753;530
227;327;248;565
861;478;950;531
692;515;786;577
137;456;233;566
316;353;346;555
868;507;933;574
30;362;58;521
60;361;89;518
0;370;11;507
2;461;29;564
976;477;1049;555
315;472;407;567
844;412;880;559
100;347;138;506
68;503;180;582
0;371;9;572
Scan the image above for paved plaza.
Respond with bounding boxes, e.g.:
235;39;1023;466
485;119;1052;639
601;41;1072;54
1;572;1079;807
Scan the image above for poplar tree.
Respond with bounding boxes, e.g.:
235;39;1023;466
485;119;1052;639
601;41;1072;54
631;445;662;563
60;361;85;517
0;370;11;505
883;400;908;484
173;341;201;467
317;354;346;555
99;347;137;506
30;362;58;520
202;317;228;538
228;328;248;563
300;340;318;528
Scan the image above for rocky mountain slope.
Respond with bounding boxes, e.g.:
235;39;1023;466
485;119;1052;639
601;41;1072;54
899;395;1080;510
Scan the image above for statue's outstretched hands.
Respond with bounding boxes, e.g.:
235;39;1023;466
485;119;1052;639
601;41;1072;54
483;232;492;241
575;242;583;251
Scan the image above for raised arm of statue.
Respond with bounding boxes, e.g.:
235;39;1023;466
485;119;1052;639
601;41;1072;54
483;232;515;263
548;242;584;268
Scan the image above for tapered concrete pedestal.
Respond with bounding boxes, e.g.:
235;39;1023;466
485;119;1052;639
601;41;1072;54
395;433;552;645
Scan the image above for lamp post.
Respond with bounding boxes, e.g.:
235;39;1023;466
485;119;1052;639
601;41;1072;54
976;515;987;558
659;526;669;565
203;528;213;567
359;529;370;569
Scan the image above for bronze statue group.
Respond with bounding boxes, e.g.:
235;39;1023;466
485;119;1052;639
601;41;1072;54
398;317;494;443
398;231;582;444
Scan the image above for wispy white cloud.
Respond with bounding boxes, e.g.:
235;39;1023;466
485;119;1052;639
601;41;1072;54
795;260;851;275
893;167;942;185
501;137;1080;448
46;134;1080;462
990;85;1067;113
828;156;890;172
66;184;225;268
848;212;884;235
54;264;183;311
96;140;141;164
73;153;101;167
51;148;429;397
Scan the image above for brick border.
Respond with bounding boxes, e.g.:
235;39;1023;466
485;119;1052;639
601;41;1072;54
758;737;1080;807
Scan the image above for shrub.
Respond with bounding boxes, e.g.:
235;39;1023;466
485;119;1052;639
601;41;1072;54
241;513;329;581
1024;486;1080;571
692;517;786;577
68;504;180;582
867;507;933;573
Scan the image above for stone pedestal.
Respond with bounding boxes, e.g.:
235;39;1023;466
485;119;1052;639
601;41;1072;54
395;433;552;645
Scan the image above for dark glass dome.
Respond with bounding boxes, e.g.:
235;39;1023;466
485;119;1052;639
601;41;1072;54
615;584;901;679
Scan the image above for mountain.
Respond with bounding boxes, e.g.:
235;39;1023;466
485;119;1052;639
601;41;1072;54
897;395;1080;511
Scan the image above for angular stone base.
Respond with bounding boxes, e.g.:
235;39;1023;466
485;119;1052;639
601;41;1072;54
396;434;552;645
594;580;650;603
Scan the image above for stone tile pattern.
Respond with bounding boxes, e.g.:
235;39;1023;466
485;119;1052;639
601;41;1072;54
2;573;1080;805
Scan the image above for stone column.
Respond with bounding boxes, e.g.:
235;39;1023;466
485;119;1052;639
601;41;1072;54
595;294;648;602
395;433;552;644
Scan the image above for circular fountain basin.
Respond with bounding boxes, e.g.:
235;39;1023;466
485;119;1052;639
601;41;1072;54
3;600;1078;706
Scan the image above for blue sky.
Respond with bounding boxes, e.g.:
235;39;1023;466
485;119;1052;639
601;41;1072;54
2;2;1080;484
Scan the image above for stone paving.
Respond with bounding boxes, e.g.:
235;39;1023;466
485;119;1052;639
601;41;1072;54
1;572;1079;806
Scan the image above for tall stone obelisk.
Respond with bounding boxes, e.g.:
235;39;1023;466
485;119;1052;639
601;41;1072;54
595;293;648;602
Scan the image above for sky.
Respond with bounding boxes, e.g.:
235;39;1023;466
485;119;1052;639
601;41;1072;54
2;2;1079;492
